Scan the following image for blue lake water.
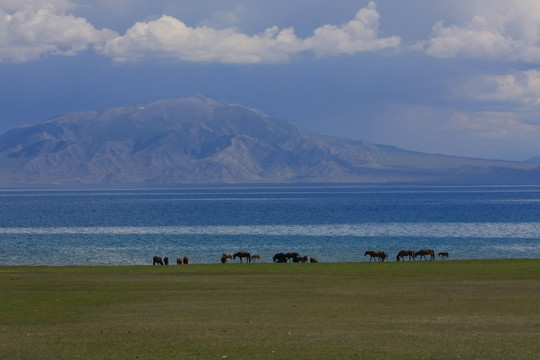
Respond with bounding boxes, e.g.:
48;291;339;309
1;184;539;265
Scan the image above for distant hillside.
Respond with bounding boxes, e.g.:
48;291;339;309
0;96;539;185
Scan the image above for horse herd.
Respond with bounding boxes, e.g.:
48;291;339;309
221;251;318;264
153;249;448;265
153;256;189;265
365;249;449;262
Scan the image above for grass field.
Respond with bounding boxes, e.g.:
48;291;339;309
1;259;539;359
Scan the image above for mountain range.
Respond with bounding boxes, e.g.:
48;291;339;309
0;95;539;185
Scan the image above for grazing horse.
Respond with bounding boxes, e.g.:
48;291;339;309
251;254;261;262
396;250;415;262
163;257;169;265
153;256;164;265
364;251;387;262
438;252;449;259
285;252;300;262
176;257;183;265
414;249;435;261
310;257;318;263
233;252;251;263
273;252;287;263
222;253;233;262
183;256;189;264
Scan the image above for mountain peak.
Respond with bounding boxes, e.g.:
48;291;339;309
0;96;539;185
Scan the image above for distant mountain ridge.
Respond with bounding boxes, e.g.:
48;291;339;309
0;95;539;185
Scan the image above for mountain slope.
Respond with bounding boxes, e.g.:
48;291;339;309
0;96;539;185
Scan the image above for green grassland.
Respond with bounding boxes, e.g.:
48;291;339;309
1;259;539;359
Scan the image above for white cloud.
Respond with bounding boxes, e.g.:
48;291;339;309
465;70;540;106
421;0;540;61
304;1;400;57
0;0;117;63
102;15;301;63
102;1;399;64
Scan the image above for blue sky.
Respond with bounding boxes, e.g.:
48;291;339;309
2;0;540;161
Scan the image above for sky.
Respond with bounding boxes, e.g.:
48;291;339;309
1;1;540;161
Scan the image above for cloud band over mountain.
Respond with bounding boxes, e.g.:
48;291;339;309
3;0;540;64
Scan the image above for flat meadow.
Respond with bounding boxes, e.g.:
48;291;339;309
1;259;539;359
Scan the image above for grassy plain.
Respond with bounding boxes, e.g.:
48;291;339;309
1;259;539;359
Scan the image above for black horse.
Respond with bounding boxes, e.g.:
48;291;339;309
285;252;300;262
273;252;287;263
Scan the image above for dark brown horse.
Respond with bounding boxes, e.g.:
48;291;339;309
233;252;251;263
176;257;183;265
163;257;169;265
310;257;318;263
153;256;164;265
183;256;189;264
438;252;449;259
364;251;387;262
396;250;415;262
414;249;435;261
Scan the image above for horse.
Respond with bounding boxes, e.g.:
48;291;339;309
285;252;299;262
233;251;251;263
414;249;435;261
163;257;169;265
251;254;261;262
299;255;308;263
438;252;449;259
273;252;287;263
396;250;415;262
153;256;164;265
364;251;386;262
310;257;318;263
183;256;189;264
176;257;183;265
222;253;233;262
221;256;227;263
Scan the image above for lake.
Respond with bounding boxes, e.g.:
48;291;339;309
1;184;539;265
